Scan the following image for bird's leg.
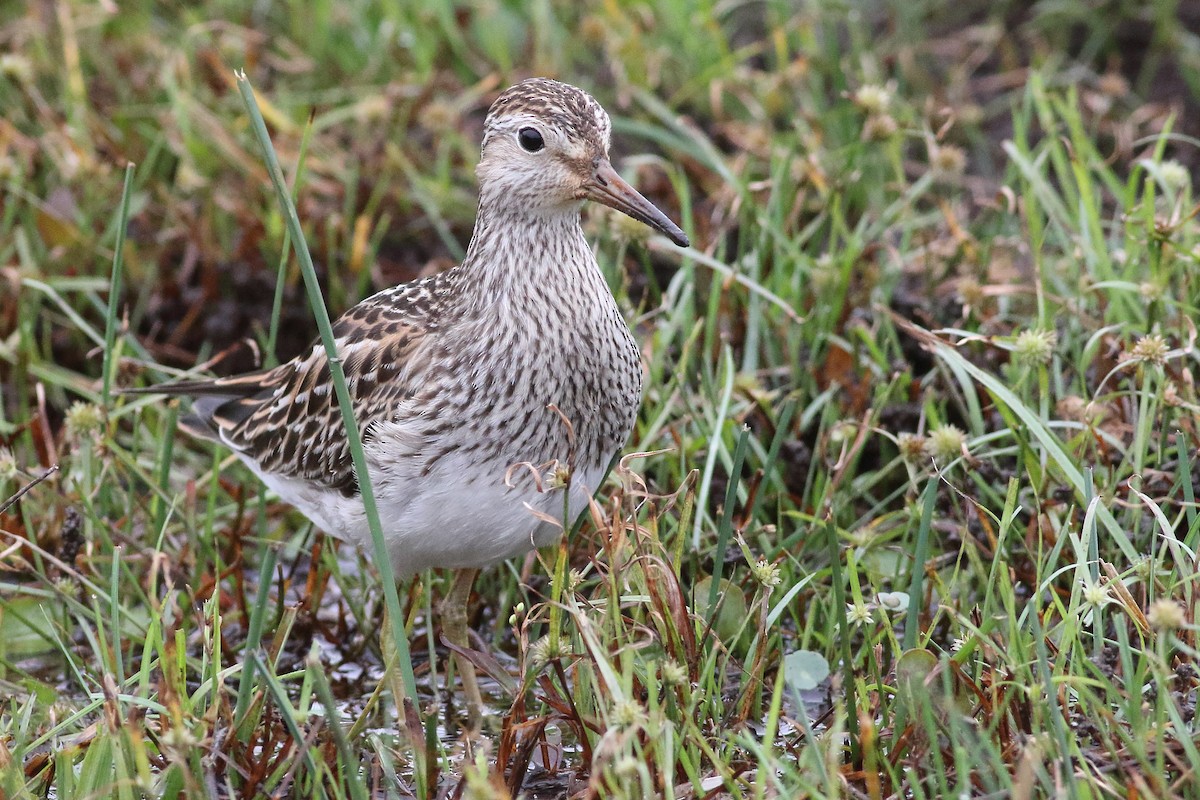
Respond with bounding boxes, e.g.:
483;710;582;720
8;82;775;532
439;567;483;729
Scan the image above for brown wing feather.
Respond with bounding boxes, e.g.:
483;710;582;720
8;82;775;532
217;325;423;496
130;272;455;496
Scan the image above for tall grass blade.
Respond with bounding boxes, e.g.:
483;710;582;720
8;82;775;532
235;75;420;728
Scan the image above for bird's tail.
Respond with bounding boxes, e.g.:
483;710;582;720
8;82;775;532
118;371;270;444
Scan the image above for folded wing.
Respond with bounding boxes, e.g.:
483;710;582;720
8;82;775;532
129;276;451;497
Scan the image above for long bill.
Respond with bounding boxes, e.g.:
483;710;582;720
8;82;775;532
583;160;690;248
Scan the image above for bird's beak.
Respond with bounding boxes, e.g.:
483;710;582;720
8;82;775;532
583;159;690;248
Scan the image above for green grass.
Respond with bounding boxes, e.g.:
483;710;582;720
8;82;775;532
3;0;1200;797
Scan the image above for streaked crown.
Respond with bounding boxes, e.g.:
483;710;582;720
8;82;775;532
484;78;611;152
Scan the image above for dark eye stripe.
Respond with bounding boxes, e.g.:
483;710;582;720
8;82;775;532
517;127;544;152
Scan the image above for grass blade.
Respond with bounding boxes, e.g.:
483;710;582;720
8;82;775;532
235;75;420;730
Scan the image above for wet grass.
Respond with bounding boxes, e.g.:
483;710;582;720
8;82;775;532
3;0;1200;797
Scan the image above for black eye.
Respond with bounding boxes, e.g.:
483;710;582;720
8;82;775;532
517;127;544;152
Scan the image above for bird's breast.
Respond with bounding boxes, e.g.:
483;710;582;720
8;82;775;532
412;282;642;485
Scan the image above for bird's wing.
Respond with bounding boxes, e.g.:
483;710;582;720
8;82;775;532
132;273;453;497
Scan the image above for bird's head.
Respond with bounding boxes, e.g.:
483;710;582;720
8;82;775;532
477;78;689;247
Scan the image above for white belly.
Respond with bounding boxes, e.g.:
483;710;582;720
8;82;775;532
246;449;606;577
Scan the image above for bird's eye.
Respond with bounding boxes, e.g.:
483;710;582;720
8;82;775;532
517;127;545;152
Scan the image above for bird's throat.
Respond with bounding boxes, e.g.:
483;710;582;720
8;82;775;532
459;202;597;304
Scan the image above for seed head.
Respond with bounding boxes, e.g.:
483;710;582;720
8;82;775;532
1163;381;1187;408
924;424;967;461
528;636;550;667
1012;328;1057;367
862;114;898;141
1148;599;1186;631
1139;282;1166;302
829;421;857;444
853;84;891;115
568;568;585;592
930;144;967;179
610;699;647;729
159;724;199;752
956;277;984;308
544;460;572;490
1126;334;1170;367
846;601;874;627
1158;160;1190;193
1056;396;1105;425
897;433;928;464
752;557;781;588
65;402;105;439
1082;582;1109;608
527;635;566;669
0;447;17;483
660;659;688;686
1131;555;1154;580
810;253;840;293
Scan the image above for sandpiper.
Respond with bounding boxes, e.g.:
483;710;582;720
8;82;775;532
137;78;689;724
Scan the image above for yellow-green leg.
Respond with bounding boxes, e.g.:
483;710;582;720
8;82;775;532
439;567;482;729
